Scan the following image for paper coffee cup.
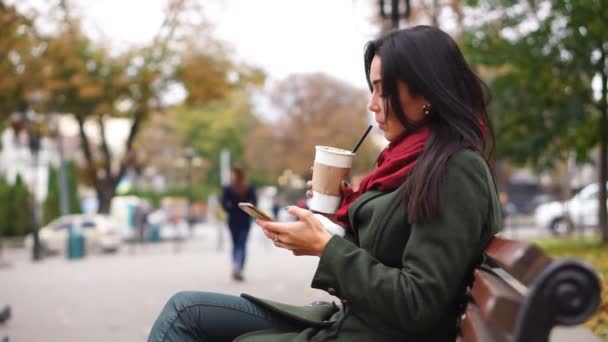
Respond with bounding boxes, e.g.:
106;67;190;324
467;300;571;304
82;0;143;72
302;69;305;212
310;146;355;214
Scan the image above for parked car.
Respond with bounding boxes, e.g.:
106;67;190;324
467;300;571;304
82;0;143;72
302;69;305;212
534;182;608;235
24;214;123;255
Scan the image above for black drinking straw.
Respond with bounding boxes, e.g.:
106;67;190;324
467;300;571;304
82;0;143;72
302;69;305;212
351;125;373;154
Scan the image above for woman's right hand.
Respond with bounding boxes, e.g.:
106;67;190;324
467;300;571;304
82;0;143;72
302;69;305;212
306;180;314;198
306;166;314;198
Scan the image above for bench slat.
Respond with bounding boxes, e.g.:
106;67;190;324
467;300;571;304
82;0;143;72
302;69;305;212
459;303;509;342
484;237;552;286
471;269;523;334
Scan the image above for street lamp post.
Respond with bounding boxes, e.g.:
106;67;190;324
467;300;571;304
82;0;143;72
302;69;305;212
183;147;196;233
379;0;412;30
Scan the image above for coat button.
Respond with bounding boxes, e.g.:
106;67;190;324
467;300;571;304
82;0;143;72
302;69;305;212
327;287;337;295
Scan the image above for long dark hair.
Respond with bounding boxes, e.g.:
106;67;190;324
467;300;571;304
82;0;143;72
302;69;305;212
230;165;250;200
364;26;496;224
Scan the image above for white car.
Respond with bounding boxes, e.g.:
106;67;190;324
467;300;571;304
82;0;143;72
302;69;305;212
534;182;607;235
25;214;123;255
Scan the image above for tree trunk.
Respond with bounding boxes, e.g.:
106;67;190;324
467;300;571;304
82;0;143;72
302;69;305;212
77;113;142;214
599;46;608;244
97;184;113;214
97;176;121;214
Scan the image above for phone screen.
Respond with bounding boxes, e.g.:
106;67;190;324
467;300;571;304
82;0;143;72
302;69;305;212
238;202;274;221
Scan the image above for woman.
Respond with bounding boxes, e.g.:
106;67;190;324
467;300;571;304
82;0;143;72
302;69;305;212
221;165;257;281
148;25;502;342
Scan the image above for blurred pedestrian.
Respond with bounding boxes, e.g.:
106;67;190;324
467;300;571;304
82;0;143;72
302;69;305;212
220;165;256;281
134;202;150;243
272;199;281;220
0;304;9;342
0;304;10;324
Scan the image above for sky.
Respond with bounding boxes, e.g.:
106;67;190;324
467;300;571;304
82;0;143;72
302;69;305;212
75;0;379;89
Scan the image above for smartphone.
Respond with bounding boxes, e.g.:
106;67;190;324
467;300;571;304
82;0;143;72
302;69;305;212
238;202;274;221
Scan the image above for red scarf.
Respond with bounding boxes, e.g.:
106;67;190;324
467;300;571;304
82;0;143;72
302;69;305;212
335;126;431;228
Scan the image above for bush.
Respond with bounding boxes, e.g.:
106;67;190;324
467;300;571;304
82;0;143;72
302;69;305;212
123;183;218;209
7;175;32;237
0;177;11;236
43;161;81;225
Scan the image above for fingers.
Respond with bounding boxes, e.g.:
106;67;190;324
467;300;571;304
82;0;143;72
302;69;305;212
286;206;318;226
260;227;293;249
259;225;290;246
260;226;276;240
273;240;290;249
306;180;313;198
256;219;291;235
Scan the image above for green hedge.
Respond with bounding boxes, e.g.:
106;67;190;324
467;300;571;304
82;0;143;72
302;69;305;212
122;183;218;209
0;174;32;237
43;161;81;225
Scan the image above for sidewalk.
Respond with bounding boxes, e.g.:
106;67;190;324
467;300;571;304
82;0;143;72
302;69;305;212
0;226;332;342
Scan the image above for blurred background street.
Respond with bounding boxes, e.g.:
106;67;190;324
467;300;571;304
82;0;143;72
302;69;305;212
1;0;607;340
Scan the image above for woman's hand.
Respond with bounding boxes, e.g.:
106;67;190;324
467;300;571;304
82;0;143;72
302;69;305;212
306;176;353;222
256;206;332;257
306;167;354;199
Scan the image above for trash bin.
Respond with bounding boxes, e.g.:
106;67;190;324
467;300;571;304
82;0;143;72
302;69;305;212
150;223;161;243
67;225;86;259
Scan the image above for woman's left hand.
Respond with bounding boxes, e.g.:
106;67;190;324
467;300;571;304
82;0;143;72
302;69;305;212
256;206;332;257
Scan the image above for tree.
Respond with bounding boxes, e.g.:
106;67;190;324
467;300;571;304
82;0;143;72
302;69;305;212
37;0;203;213
0;2;44;121
174;93;260;187
264;73;380;177
7;175;32;237
0;176;10;237
2;1;264;212
43;166;60;225
462;0;608;242
43;161;80;225
172;44;266;187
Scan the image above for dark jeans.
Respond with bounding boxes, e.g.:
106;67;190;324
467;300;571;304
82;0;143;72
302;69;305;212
147;291;301;342
228;224;250;272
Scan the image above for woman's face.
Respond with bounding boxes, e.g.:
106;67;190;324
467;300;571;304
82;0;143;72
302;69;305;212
367;55;429;142
230;170;241;183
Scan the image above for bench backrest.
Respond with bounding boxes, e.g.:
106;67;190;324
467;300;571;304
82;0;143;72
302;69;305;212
457;237;602;342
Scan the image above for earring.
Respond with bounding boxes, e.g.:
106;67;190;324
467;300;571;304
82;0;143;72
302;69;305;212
422;104;431;116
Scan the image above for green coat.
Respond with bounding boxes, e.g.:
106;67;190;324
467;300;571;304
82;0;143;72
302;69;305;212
235;150;502;342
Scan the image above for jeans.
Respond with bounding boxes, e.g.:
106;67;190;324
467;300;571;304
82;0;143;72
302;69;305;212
228;224;250;272
148;291;301;342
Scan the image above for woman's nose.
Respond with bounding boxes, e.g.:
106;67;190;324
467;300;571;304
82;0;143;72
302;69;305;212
367;96;379;113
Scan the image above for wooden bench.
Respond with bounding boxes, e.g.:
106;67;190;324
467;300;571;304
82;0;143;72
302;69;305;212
457;236;602;342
